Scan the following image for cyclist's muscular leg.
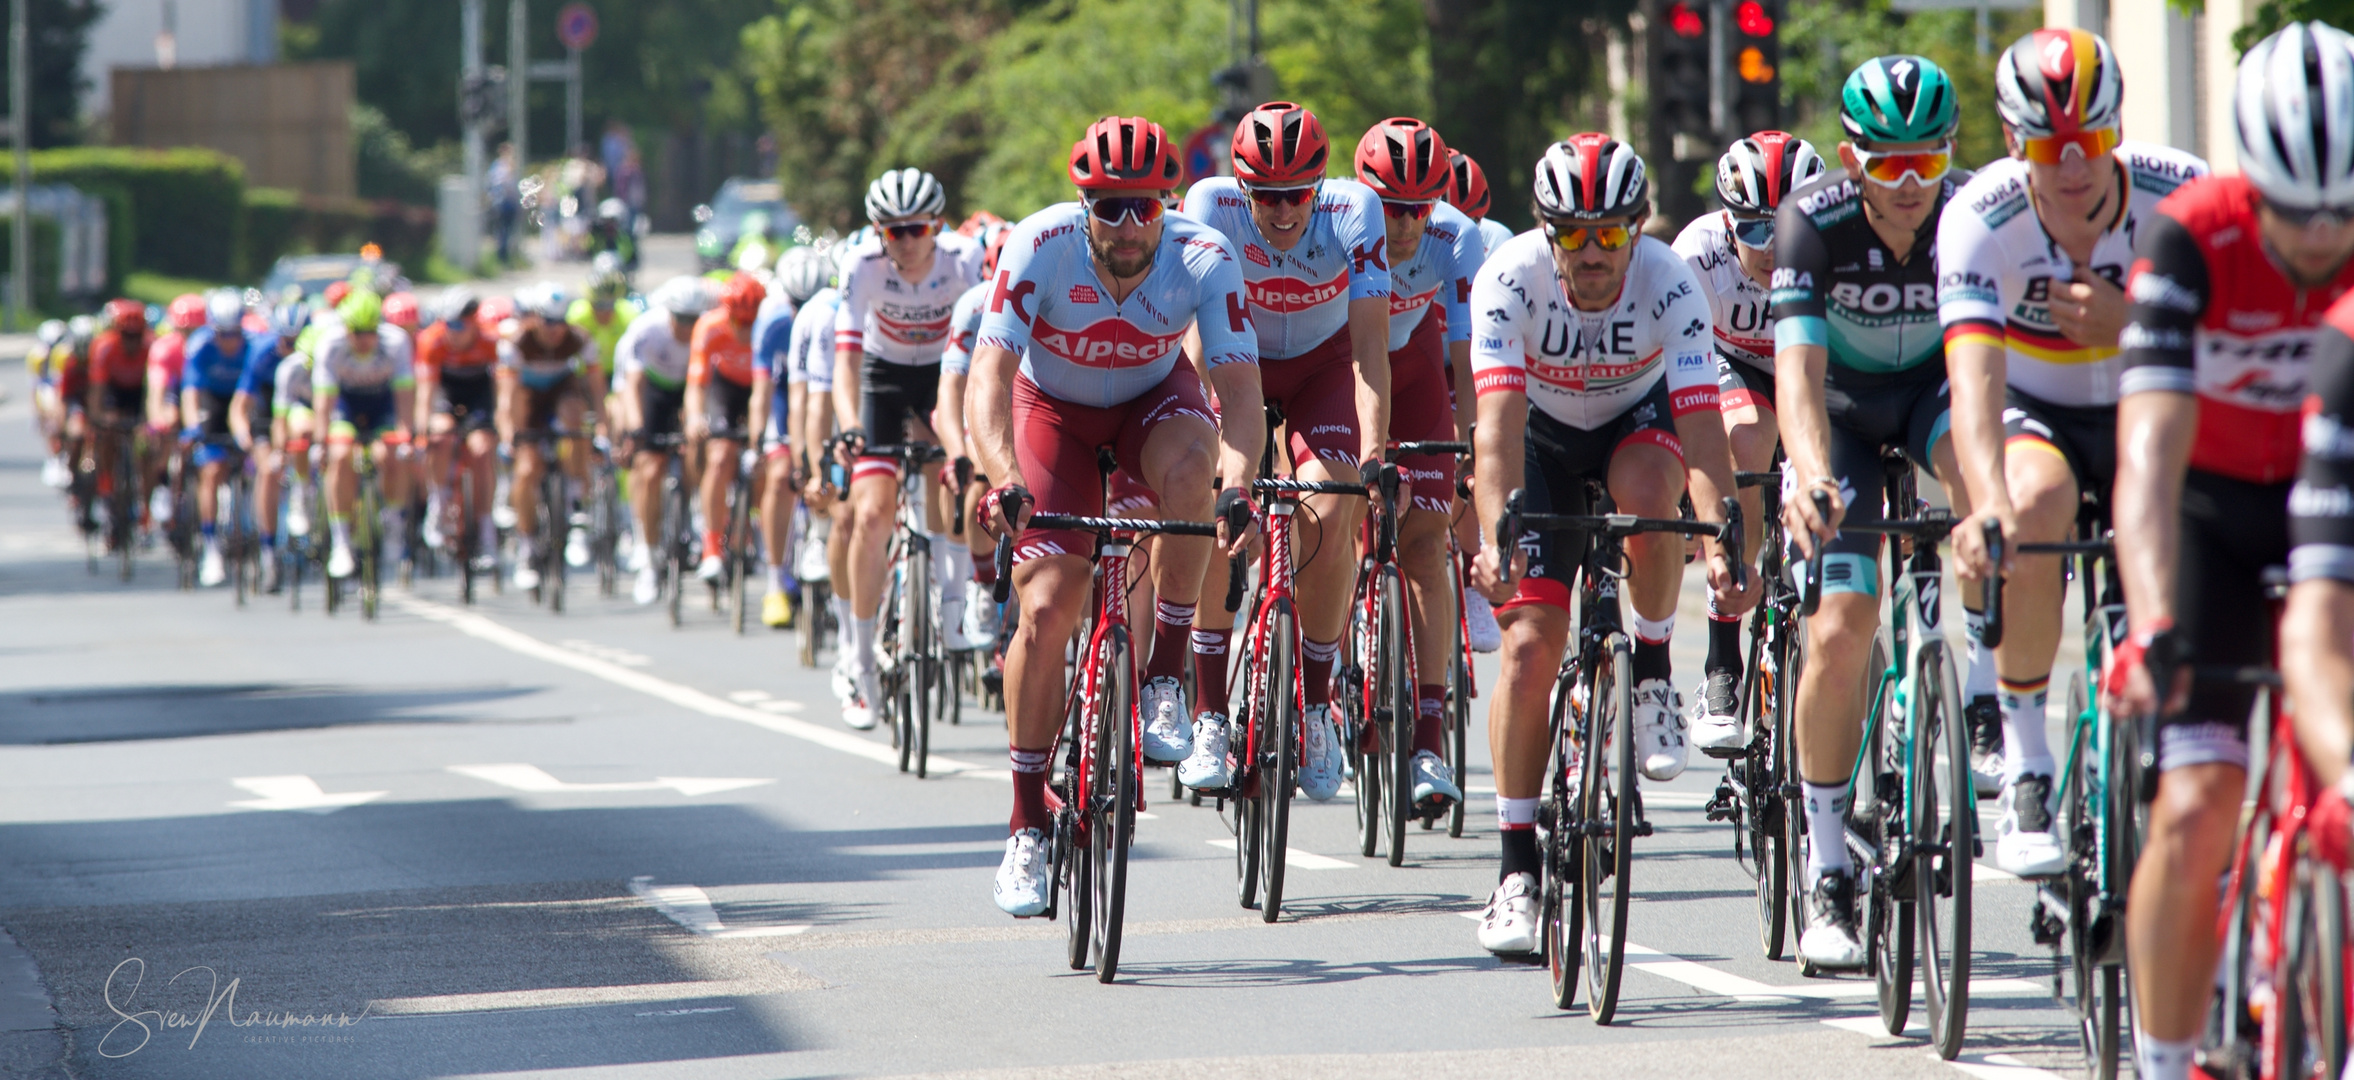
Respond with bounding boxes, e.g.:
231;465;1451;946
1992;442;2077;777
631;450;666;543
1006;554;1094;750
2126;763;2246;1041
1290;454;1365;666
512;442;545;537
1609;441;1687;626
701;437;743;551
1491;604;1574;798
1398;507;1454;687
846;471;897;621
1725;404;1779;566
1795;591;1878;783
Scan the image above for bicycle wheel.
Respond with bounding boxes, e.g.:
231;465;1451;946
1915;639;1973;1060
1258;599;1297;923
543;468;568;614
1781;630;1812;972
801;579;830;667
1347;573;1383;859
358;476;382;622
230;477;251;608
1865;631;1913;1031
910;536;935;779
1544;660;1586;1011
1447;631;1470;838
666;469;691;627
1381;566;1413;866
596;467;621;598
1089;625;1135;981
1060;688;1091;971
1745;613;1788;960
730;469;754;635
1578;635;1635;1024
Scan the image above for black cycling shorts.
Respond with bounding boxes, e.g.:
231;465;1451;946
1502;378;1682;614
439;370;498;431
2003;386;2116;496
640;382;685;441
1717;354;1777;414
860;357;940;445
706;375;753;439
1804;364;1950;592
2163;469;2289;773
103;383;144;421
246;388;275;441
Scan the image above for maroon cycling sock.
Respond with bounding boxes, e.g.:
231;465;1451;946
1146;599;1195;682
1192;627;1232;717
1009;745;1052;833
971;547;996;585
1302;636;1339;707
1414;684;1447;757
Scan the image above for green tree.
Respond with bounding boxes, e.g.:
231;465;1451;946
2235;0;2354;49
1777;0;2040;170
3;0;102;147
1425;0;1627;230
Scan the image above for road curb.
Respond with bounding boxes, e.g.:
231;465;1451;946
0;926;68;1080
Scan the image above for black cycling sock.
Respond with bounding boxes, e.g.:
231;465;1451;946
1706;615;1743;683
1634;637;1672;685
1500;828;1541;880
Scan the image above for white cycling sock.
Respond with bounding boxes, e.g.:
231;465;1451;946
945;541;974;588
2131;1032;2196;1080
768;563;790;593
1802;781;1853;885
1997;676;2055;781
1962;609;1998;702
851;615;877;669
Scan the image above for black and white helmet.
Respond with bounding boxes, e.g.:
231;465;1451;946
651;276;712;318
1533;133;1648;221
1715;132;1824;215
775;246;832;304
864;168;946;223
2236;21;2354;211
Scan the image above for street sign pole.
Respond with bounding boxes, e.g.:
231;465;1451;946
12;0;30;329
566;46;581;157
508;0;528;163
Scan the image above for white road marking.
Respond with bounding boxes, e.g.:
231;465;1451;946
1621;941;2045;998
449;763;773;797
1462;784;1710;808
392;595;998;778
1819;1018;2070;1079
558;638;652;667
227;775;388;813
628;876;809;938
1202;838;1357;870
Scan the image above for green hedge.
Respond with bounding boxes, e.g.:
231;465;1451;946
31;147;244;280
0;215;65;314
241;187;437;279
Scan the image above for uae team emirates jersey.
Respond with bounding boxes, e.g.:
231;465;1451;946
1181;176;1390;359
1470;232;1718;429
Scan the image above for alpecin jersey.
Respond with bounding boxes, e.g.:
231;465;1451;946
1385;199;1484;351
1180;176;1390;359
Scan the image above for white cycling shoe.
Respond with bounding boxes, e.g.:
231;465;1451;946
632;564;659;605
565;526;592;568
695;553;724;582
994;828;1051;917
842;667;880;731
327;539;356;579
198;541;226;587
1800;869;1868;971
1410;750;1462;807
513;560;541;592
285;499;311;539
1995;773;2067;878
1464;590;1503;653
1178;712;1233;789
1689;671;1745;753
1139;677;1192;764
1477;872;1540;954
1298;705;1344;801
1633;678;1687;781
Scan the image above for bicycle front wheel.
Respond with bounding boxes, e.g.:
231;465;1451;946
908;539;934;778
358;477;382;622
1346;569;1382;859
1745;612;1788;960
1915;639;1973;1060
1581;636;1635;1024
666;473;690;627
1544;659;1585;1011
1089;626;1134;982
1258;600;1296;923
1381;566;1413;867
730;470;753;635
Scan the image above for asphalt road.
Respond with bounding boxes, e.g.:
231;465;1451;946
0;265;2096;1079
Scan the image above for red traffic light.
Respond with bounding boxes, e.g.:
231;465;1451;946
1735;0;1774;35
1668;1;1705;37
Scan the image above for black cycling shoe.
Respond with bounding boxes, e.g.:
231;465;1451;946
1966;694;2003;799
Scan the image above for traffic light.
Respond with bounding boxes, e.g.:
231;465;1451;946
1729;0;1781;134
1649;0;1713;145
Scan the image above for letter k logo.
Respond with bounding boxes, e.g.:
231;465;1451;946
989;270;1037;325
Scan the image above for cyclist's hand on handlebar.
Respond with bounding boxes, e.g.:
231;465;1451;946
981;483;1031;536
1214;486;1257;558
832;429;865;469
1470;542;1523;606
684;413;708;443
1706;545;1761;616
2103;624;2189;720
1784;478;1844;559
1952;507;2014;581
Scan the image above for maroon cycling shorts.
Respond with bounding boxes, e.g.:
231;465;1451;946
1389;313;1458;514
1009;365;1213;564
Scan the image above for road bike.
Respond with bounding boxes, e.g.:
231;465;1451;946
1708;468;1802;961
514;426;579;613
325;435;392;622
869;442;950;777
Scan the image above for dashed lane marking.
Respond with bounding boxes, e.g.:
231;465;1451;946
1202;838;1358;870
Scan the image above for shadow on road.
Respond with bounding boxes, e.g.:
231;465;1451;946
0;683;551;744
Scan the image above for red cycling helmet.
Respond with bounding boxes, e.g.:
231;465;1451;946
166;293;206;331
383;291;422;331
722;273;766;322
1069;116;1182;191
1231;101;1329;187
476;294;515;335
323;281;353;309
1446;150;1492;220
104;298;147;334
1355;118;1453;202
982;223;1013;278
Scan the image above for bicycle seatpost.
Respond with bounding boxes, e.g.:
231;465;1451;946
1376;462;1401;564
1799;489;1831;617
1222;493;1251;613
1979;517;2006;649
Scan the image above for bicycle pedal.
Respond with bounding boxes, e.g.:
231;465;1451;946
1700;744;1750;760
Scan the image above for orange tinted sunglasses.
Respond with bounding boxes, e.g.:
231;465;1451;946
2019;127;2121;165
1544;221;1633;252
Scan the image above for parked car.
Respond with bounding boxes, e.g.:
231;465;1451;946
260;253;409;300
694;179;798;270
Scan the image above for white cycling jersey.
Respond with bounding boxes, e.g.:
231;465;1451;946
977;200;1256;409
1671;210;1774;373
788;287;840;390
1937;141;2208;407
833;231;985;365
1475;219;1515;265
615;309;693;390
1386;200;1484;351
1470;232;1717;429
273;350;314;413
940;281;988;378
313;324;414;396
1180;176;1390;360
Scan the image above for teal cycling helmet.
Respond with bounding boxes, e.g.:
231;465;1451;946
1840;55;1959;145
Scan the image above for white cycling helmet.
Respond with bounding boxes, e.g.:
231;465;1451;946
2236;21;2354;211
205;288;245;332
776;246;832;304
864;167;946;223
519;281;570;320
651;275;712;318
35;318;65;348
1994;28;2124;141
1715;132;1824;215
1534;133;1649;221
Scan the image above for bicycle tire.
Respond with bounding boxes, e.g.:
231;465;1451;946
1545;659;1585;1011
1259;599;1296;923
110;433;136;582
231;476;251;608
1382;567;1413;867
359;471;382;622
1090;626;1134;981
596;466;621;598
911;536;935;779
1061;685;1091;971
1865;630;1912;1031
1782;631;1812;974
1916;639;1972;1060
1746;612;1788;960
1347;570;1382;859
1581;635;1635;1024
543;467;568;615
457;467;479;605
730;466;753;635
801;579;830;667
666;469;690;627
1448;632;1470;838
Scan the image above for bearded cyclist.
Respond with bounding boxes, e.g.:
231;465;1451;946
1942;28;2208;879
830;169;986;730
2109;25;2354;1080
1354;117;1487;810
972;115;1262;916
1775;56;1981;970
313;290;416;578
1466;134;1750;955
1175;101;1391;799
1675;132;1826;751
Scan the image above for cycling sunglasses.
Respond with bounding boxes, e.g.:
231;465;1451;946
1543;220;1633;252
1382;199;1435;220
2019;126;2120;165
880;219;941;241
1245;183;1318;207
1731;214;1775;249
2263;197;2354;231
1853;143;1953;187
1084;195;1167;227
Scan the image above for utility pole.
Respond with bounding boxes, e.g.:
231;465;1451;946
11;0;29;329
508;0;528;165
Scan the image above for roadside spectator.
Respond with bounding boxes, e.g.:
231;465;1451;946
487;143;522;265
615;149;648;221
600;119;635;186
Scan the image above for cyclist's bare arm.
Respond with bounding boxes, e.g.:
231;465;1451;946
494;369;519;444
1469;388;1528;601
1946;335;2012;576
229;391;255;448
2111;389;2195;713
682;379;708;440
621;371;647;435
2284;579;2354;788
1448;340;1474;443
936;371;969;465
966;342;1025;518
1672;403;1754;612
1347;297;1392;466
1772;341;1842;550
414;367;439;430
832;345;862;451
1204;363;1265;553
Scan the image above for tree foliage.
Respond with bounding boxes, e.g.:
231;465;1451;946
1777;0;2040;171
1424;0;1624;230
5;0;102;147
2235;0;2354;50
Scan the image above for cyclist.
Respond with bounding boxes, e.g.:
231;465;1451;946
415;288;503;568
1356;117;1486;809
1673;132;1825;750
88;298;157;532
570;252;641;429
794;250;857;687
2109;24;2354;1080
1446;147;1510;656
180;289;265;587
312;289;416;579
30;319;69;488
751;246;835;628
687;274;772;592
149;294;204;444
831;169;986;730
231;298;309;592
1447;149;1516;265
616;276;709;605
2287;252;2354;905
1465;133;1748;954
501;282;600;590
972;114;1262;916
936;224;1015;654
1943;28;2208;878
1175;101;1391;798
